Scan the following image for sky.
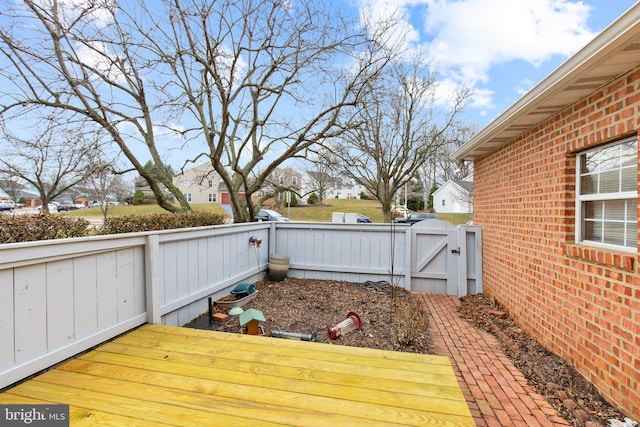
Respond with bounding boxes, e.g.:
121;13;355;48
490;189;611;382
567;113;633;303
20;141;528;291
357;0;639;130
1;0;638;182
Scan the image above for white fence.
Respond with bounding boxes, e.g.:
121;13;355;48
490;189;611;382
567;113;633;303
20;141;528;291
0;221;480;390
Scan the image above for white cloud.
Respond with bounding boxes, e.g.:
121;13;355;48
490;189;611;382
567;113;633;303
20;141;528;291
359;0;598;112
422;0;596;85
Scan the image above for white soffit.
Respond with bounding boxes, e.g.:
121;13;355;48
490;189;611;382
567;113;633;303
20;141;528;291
452;3;640;161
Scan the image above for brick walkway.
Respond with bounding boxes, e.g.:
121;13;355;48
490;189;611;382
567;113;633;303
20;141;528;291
414;294;570;427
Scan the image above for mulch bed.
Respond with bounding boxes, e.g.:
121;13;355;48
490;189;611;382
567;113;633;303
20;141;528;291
459;293;631;427
186;277;431;354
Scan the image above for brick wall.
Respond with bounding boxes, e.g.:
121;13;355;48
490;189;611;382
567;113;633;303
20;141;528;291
473;66;640;419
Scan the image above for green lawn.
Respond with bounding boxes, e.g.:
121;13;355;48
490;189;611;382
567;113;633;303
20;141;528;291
66;200;472;226
275;199;472;225
64;203;226;218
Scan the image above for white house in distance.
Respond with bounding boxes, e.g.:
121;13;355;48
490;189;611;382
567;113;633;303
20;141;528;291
432;176;473;214
300;171;368;202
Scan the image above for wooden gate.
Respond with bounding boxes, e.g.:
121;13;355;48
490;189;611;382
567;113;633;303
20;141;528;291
408;220;482;296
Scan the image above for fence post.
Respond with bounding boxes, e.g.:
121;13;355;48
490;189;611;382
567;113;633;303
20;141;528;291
457;226;469;297
145;234;162;324
404;227;412;291
473;226;483;294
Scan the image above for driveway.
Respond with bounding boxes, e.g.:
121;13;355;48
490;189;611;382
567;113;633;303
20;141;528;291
220;204;234;222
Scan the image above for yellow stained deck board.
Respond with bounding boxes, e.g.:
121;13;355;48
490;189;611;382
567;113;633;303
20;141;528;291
74;350;470;418
35;369;398;427
102;335;460;389
47;361;465;426
0;324;474;426
127;325;453;374
0;393;168;427
95;340;461;398
144;324;452;364
7;379;279;427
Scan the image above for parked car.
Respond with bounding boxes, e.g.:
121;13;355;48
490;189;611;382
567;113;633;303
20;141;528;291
255;209;289;222
56;201;78;212
394;212;437;225
391;205;409;217
0;200;15;211
36;202;59;212
356;214;372;223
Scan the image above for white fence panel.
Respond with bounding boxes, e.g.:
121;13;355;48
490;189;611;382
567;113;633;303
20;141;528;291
153;223;271;325
0;235;149;389
274;223;408;287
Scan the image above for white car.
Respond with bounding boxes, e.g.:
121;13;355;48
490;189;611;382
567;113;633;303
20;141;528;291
0;200;15;211
36;203;59;212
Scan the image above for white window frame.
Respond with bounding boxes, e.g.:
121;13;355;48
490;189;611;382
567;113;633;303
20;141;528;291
575;136;637;253
184;192;192;202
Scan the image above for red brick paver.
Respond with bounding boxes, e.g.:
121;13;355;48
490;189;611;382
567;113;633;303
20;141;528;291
415;294;570;427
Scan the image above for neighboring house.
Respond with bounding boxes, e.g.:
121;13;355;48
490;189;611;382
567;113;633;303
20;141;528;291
173;163;303;205
173;162;224;204
452;5;640;419
432;177;473;214
254;167;302;205
326;177;368;200
300;171;369;201
136;184;173;202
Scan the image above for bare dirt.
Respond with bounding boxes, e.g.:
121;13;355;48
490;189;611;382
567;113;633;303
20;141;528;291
186;279;633;427
459;293;630;427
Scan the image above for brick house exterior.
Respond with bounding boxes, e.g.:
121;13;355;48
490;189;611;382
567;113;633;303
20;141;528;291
453;6;640;419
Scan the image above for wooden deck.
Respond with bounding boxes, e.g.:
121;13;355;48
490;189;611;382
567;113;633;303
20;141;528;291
0;324;473;426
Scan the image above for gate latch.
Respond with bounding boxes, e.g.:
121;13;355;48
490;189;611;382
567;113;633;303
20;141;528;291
451;247;460;255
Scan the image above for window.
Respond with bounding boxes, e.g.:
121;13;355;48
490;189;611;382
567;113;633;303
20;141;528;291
292;177;297;186
208;193;216;202
279;176;284;185
576;137;637;251
208;180;213;188
183;180;190;187
184;192;192;202
442;199;446;207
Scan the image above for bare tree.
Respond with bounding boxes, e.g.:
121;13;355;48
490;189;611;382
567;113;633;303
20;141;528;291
0;0;396;221
0;117;102;214
0;176;24;205
333;54;469;222
302;146;342;204
86;161;131;221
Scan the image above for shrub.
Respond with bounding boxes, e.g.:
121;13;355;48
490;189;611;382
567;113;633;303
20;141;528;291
407;198;424;211
100;211;225;234
132;189;145;205
288;192;298;207
0;214;90;243
307;193;319;204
